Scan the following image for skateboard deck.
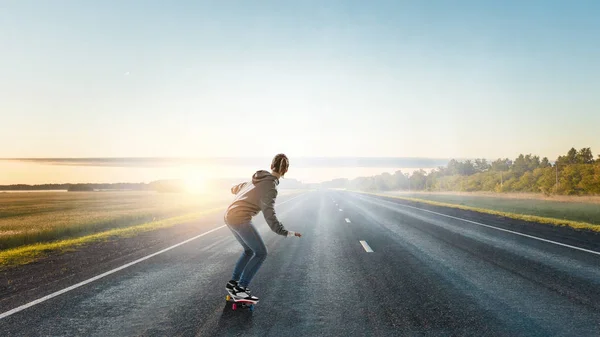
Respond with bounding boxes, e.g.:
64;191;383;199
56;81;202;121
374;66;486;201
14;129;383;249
225;289;258;311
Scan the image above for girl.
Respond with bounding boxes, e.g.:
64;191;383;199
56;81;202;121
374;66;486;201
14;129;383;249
224;153;302;301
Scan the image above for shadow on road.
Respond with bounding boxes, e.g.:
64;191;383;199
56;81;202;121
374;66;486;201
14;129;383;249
215;302;256;334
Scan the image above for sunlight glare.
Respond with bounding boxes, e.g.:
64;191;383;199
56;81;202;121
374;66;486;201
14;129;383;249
184;176;206;193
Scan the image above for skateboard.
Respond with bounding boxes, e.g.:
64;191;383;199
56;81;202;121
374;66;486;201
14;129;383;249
225;289;258;311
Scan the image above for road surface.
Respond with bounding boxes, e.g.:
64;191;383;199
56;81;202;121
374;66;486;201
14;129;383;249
1;190;599;336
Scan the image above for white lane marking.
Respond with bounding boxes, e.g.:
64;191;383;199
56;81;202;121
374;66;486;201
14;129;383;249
339;208;343;212
360;240;374;252
279;192;308;206
358;193;600;257
345;218;351;223
0;192;308;320
0;226;225;320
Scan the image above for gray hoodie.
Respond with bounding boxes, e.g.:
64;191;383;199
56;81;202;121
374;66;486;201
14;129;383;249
224;170;289;236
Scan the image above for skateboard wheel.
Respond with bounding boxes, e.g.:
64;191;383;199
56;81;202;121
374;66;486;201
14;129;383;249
232;303;237;310
226;295;230;301
249;305;255;311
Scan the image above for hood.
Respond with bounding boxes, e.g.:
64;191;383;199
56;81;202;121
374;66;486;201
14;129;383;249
252;170;279;185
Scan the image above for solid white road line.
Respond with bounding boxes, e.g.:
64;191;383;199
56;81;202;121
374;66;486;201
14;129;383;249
358;193;600;257
0;226;225;320
279;192;308;206
345;218;351;223
0;191;308;321
360;240;374;252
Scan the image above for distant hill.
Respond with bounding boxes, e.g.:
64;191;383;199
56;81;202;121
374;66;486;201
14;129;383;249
67;184;95;192
0;183;151;191
0;177;308;192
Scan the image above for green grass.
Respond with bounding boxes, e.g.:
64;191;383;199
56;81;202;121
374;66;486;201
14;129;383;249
0;209;224;269
0;191;231;251
397;192;600;225
356;191;600;232
0;189;307;268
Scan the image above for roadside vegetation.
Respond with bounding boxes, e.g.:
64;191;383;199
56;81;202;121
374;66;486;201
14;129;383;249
367;191;600;231
321;147;600;231
323;147;600;196
0;211;220;268
0;191;229;251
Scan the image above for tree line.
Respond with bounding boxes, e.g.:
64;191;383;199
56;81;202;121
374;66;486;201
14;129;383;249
0;183;152;191
321;147;600;195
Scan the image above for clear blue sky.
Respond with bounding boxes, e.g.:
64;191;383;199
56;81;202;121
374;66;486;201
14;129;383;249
1;0;599;159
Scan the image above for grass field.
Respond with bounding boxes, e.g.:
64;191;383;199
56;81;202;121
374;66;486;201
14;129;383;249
0;191;232;251
381;191;600;226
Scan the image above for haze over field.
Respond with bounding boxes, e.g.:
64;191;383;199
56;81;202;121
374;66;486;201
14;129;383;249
0;157;448;185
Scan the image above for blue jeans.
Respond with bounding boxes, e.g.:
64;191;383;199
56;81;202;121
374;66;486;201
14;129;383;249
227;221;268;288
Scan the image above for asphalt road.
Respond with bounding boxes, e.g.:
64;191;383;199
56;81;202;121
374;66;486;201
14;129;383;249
1;190;599;336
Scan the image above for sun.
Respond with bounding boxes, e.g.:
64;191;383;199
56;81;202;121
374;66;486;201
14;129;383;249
184;176;206;193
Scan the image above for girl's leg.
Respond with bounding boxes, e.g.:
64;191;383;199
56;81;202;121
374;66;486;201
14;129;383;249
234;222;268;288
228;224;253;282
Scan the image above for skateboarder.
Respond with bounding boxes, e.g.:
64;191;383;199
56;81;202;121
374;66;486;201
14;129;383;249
224;153;302;302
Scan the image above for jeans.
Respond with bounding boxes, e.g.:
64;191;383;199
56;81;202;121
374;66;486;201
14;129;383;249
227;220;268;288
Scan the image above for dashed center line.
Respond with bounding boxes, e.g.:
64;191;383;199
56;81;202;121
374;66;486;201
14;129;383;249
339;208;343;212
360;240;374;252
345;218;351;223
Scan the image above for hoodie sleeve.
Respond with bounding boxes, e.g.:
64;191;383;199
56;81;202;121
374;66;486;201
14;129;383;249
259;185;289;236
231;182;247;195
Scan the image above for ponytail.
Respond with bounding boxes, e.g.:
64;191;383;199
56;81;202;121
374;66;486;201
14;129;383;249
271;153;289;176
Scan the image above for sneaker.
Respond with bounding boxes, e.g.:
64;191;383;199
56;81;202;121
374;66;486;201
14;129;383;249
226;280;238;292
232;285;259;301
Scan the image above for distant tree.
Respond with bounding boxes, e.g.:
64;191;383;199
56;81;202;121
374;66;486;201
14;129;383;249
380;172;396;190
512;154;540;176
474;159;491;172
318;146;598;195
512;154;528;176
576;147;594;164
540;157;551;168
68;184;94;192
527;155;541;171
459;160;476;175
567;148;578;163
435;166;447;176
514;171;535;192
447;159;460;175
392;170;409;190
576;165;596;193
537;167;556;195
410;169;427;190
491;158;511;171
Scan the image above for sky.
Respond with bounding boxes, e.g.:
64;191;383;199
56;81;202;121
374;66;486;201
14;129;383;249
1;0;599;161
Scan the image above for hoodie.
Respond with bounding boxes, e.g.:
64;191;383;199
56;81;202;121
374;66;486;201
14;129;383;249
224;170;289;236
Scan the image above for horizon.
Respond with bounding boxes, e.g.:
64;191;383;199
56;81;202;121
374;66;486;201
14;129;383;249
2;156;450;185
0;147;588;186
